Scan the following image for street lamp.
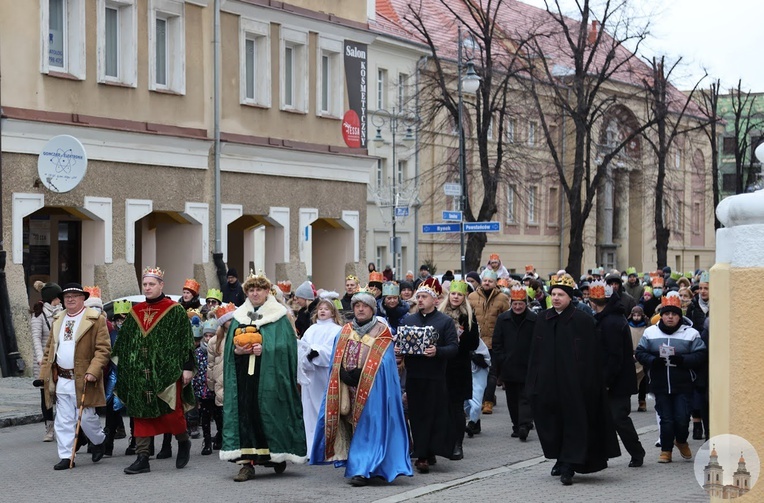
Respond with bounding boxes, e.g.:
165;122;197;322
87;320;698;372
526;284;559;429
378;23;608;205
457;25;481;275
371;106;418;277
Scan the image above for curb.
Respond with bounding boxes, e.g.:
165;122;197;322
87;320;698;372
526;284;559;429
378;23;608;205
0;413;43;429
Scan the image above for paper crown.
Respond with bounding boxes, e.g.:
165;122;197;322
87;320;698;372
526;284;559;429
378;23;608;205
382;282;400;296
112;299;132;316
670;271;682;281
415;284;439;298
186;308;202;320
588;279;613;300
651;276;664;288
83;285;101;299
183;279;200;295
450;280;469;295
214;303;236;325
510;284;528;301
489;253;500;262
277;280;292;293
143;267;164;280
497;278;510;288
345;275;359;282
355;285;375;295
699;271;710;284
684;272;693;279
550;274;577;289
661;291;682;309
369;271;385;284
626;267;637;276
525;264;534;273
206;288;223;303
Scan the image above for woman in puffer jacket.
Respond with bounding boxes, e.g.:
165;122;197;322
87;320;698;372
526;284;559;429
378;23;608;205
29;281;62;442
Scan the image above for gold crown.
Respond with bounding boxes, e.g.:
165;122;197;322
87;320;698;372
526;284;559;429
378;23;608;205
242;269;271;290
355;285;374;295
84;285;101;298
346;275;359;282
143;267;164;280
510;284;528;301
186;308;202;320
415;284;439;298
550;274;576;289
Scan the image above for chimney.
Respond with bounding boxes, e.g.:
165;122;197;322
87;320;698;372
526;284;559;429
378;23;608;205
588;20;598;45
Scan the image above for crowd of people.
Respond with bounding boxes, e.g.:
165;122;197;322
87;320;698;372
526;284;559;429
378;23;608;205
28;257;710;486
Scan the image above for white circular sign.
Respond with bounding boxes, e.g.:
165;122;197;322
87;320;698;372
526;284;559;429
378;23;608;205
37;135;88;193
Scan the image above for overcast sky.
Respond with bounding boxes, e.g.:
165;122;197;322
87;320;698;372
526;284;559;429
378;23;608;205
519;0;764;92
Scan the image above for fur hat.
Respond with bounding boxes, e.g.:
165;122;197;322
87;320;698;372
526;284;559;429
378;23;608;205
350;290;377;314
242;270;272;292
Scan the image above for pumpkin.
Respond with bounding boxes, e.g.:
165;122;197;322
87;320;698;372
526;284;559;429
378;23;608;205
234;328;262;346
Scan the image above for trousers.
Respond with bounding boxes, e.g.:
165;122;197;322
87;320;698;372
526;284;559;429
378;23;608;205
54;392;105;460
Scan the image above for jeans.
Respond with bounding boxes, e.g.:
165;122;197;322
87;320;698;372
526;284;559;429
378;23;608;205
653;392;692;451
464;367;488;422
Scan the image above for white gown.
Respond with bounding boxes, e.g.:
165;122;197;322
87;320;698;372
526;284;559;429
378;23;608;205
297;318;341;454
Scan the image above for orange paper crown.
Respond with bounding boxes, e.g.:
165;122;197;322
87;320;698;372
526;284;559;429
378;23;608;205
277;280;292;293
183;279;200;295
525;264;534;273
651;276;664;288
588;279;609;300
661;292;682;309
489;253;500;262
497;278;510;288
369;271;385;283
214;302;236;319
510;284;528;301
143;267;164;280
83;285;101;299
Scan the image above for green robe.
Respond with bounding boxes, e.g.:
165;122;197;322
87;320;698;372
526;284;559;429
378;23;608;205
219;296;307;464
113;298;196;417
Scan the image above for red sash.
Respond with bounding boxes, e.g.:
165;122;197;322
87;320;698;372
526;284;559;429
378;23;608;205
131;297;177;335
323;323;392;460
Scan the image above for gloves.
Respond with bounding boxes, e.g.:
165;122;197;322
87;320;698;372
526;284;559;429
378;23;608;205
307;349;319;361
651;356;666;368
471;352;489;369
668;353;684;367
339;366;362;387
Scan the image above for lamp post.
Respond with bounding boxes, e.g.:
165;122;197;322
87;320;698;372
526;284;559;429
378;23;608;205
457;25;481;275
372;106;417;277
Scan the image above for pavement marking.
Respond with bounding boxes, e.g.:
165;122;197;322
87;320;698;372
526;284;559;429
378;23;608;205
375;424;659;502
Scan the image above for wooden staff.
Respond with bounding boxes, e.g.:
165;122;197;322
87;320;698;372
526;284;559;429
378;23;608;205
70;380;88;469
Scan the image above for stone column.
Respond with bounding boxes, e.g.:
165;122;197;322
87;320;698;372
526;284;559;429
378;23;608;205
710;189;764;501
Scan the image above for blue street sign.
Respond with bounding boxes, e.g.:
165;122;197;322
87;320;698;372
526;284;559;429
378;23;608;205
395;207;410;217
463;222;501;232
442;210;463;221
422;223;462;234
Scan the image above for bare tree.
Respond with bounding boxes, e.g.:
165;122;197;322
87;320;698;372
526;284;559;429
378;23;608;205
517;0;658;278
696;79;722;229
727;80;764;194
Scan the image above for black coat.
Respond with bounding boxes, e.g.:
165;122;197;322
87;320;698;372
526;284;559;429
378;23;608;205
492;309;536;384
526;304;620;473
446;312;480;401
222;281;246;306
594;296;638;397
295;298;319;337
687;299;706;332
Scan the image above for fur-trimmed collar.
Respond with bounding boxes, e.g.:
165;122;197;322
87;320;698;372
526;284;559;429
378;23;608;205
233;295;287;327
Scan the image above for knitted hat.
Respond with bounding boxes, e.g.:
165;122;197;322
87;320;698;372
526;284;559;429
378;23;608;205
84;296;103;310
466;271;481;284
295;281;315;300
399;281;414;292
350;289;377;314
190;315;203;339
227;268;238;278
629;305;644;319
202;319;217;335
604;272;622;285
37;281;62;303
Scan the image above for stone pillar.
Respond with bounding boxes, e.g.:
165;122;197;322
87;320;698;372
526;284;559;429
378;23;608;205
710;189;764;501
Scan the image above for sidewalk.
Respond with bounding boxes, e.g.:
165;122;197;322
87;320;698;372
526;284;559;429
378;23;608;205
0;377;43;427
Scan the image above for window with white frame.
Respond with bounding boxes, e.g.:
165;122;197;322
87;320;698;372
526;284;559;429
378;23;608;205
239;18;270;107
97;0;137;86
398;73;408;108
528;185;538;223
317;36;343;117
281;27;308;112
376;159;384;187
375;246;385;271
507;184;517;223
528;121;537;146
506;117;516;143
377;68;388;109
149;0;185;93
41;0;86;79
397;160;406;185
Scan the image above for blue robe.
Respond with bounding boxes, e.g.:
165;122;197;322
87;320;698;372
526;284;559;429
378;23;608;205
310;333;412;482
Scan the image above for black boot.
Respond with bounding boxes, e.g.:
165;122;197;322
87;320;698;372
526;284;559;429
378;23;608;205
693;421;703;440
156;433;172;459
201;435;212;456
212;431;222;450
450;439;464;460
176;439;192;469
124;455;150;475
465;421;478;438
125;436;136;456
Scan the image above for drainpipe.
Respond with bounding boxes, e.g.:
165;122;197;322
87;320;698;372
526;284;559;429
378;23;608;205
212;0;226;286
414;56;428;273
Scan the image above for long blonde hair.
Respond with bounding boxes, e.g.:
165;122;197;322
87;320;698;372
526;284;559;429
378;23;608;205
311;299;342;325
438;293;474;331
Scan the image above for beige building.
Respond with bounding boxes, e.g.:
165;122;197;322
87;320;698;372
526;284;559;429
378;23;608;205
1;0;379;374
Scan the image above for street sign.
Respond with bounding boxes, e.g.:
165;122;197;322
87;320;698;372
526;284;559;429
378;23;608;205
395;206;410;217
464;222;501;232
422;223;461;234
444;183;462;196
442;210;463;221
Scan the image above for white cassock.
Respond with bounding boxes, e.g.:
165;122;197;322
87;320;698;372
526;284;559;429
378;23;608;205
297;318;341;454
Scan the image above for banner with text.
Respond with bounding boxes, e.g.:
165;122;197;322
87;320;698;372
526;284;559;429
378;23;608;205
343;41;367;148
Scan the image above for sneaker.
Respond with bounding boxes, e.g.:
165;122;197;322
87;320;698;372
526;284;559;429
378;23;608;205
482;402;493;415
43;422;55;442
233;464;256;482
658;451;672;463
674;441;693;460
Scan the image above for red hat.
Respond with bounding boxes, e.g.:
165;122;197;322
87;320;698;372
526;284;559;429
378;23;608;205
422;276;442;295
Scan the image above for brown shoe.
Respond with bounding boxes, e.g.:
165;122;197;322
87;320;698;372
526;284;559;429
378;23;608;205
637;401;647;412
674;441;692;460
414;458;429;474
658;451;672;463
482;401;493;415
233;463;256;482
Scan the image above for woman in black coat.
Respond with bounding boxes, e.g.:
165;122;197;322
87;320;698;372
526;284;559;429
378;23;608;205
439;281;480;460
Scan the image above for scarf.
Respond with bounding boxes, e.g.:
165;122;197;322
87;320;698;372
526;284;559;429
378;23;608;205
698;297;709;315
351;317;377;336
658;320;682;335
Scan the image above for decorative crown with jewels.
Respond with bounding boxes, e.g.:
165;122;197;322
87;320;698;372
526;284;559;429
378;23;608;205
143;266;164;280
550;274;576;289
415;284;439;298
242;269;271;291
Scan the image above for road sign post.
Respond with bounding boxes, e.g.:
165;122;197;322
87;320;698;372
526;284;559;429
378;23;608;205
463;222;501;232
442;210;463;221
422;223;462;234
